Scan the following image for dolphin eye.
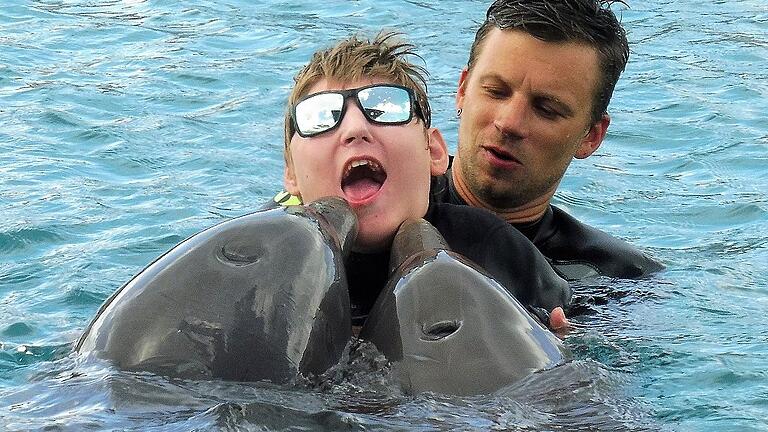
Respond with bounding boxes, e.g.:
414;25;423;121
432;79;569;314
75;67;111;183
421;320;462;340
220;242;266;266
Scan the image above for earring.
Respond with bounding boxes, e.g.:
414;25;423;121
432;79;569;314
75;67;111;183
456;108;462;117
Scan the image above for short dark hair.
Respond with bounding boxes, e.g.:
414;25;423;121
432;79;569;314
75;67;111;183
468;0;629;123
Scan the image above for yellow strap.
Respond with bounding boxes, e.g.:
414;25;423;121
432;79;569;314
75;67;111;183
273;191;302;206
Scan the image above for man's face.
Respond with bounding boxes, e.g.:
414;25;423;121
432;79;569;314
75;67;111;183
455;28;609;210
285;78;447;253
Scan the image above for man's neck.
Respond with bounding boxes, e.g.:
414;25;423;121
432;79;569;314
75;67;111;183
451;165;551;225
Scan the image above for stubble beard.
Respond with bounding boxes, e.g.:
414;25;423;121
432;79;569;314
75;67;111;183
461;150;564;211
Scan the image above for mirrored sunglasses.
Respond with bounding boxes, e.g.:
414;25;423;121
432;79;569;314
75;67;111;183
291;84;424;138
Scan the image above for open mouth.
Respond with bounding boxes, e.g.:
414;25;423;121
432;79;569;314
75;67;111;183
341;158;387;203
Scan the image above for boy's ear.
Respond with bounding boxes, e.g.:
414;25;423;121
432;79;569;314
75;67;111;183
427;127;449;176
575;113;610;159
283;161;301;196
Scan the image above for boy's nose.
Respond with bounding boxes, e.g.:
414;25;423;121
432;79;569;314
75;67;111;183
338;101;373;144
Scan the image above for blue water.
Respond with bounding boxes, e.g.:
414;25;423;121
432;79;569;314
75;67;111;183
1;0;766;430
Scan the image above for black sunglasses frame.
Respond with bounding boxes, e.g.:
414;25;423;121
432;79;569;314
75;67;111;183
291;84;426;138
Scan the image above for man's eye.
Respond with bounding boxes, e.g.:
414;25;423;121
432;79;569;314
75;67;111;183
536;104;561;119
483;86;507;99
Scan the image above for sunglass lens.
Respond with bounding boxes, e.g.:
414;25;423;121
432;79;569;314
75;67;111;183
358;86;412;124
295;93;344;136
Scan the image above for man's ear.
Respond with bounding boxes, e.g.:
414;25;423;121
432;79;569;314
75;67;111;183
575;113;610;159
455;67;469;112
283;160;301;196
427;127;449;176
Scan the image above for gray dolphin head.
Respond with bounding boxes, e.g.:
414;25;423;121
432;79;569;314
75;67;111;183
360;218;567;395
77;197;357;383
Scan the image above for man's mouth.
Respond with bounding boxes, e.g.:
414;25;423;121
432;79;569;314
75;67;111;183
341;158;387;203
486;146;516;162
483;145;521;166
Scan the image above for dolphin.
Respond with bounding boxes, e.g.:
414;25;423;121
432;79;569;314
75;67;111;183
359;218;568;395
76;197;357;383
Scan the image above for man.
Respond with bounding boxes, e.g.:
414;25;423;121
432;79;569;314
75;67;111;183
430;0;664;280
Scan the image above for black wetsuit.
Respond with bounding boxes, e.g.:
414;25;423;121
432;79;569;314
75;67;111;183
429;168;665;281
259;198;570;326
346;202;570;326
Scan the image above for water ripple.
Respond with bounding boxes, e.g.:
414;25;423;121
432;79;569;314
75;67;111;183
0;228;65;255
1;0;767;430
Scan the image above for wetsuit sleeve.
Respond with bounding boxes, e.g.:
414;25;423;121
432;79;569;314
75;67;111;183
428;203;571;312
540;206;665;279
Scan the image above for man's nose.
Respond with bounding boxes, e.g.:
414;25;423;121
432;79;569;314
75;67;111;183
494;96;529;138
338;100;372;145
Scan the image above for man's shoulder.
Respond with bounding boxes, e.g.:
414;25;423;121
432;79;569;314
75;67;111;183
427;174;664;279
426;202;571;312
540;206;664;279
427;202;510;237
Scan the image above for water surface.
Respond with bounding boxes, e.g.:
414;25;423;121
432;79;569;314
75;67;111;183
1;1;766;431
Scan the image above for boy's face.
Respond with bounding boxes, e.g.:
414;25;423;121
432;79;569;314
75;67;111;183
284;77;447;253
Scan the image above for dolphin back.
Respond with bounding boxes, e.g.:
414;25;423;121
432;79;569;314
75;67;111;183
77;197;357;383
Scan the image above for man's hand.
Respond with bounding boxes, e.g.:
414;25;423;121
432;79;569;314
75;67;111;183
549;306;571;335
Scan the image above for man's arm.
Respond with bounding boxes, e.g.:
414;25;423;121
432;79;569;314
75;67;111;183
427;203;573;313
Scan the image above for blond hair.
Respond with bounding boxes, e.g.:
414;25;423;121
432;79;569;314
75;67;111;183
284;32;431;163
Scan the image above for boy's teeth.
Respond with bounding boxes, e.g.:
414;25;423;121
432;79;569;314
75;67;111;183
350;160;379;170
345;159;381;176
